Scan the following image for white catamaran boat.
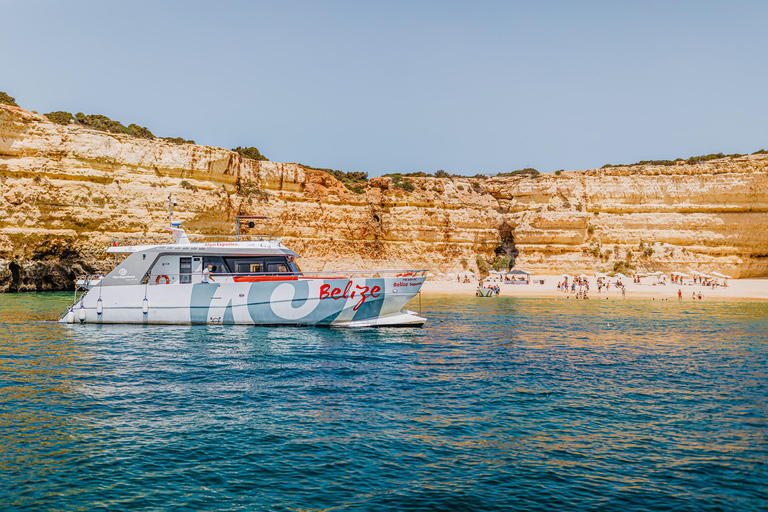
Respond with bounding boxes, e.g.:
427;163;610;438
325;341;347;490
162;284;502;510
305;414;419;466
61;213;427;327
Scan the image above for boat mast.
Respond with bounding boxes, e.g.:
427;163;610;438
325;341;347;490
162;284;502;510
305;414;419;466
167;193;176;226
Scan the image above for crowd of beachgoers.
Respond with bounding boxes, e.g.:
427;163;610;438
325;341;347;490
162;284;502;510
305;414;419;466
557;275;626;300
422;270;768;301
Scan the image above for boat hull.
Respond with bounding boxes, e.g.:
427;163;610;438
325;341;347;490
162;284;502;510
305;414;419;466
61;276;426;327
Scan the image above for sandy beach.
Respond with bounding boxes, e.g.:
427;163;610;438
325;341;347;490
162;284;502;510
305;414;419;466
420;276;768;301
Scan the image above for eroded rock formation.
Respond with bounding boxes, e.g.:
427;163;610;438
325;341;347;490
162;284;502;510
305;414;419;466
1;103;766;291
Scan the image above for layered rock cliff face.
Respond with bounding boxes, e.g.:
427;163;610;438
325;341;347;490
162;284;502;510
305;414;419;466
1;103;767;291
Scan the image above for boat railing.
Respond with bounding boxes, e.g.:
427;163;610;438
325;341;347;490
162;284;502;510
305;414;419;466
144;269;429;284
70;273;106;306
111;234;282;246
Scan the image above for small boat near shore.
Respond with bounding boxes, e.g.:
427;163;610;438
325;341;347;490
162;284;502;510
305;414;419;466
61;215;427;327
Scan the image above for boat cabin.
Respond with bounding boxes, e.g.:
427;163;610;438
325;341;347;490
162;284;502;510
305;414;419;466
100;233;301;287
150;254;300;284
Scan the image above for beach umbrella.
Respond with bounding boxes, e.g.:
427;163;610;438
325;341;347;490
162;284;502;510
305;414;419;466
595;272;607;278
711;271;731;279
676;272;689;277
615;273;627;279
426;273;435;277
561;274;572;280
508;270;530;275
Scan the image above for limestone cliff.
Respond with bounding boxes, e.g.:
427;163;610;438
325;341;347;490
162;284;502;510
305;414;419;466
1;103;767;291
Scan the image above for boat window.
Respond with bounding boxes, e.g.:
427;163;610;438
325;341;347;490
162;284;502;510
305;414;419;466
202;256;230;274
179;257;192;284
224;256;297;275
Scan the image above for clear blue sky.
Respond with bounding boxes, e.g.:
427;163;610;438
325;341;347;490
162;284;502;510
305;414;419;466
2;0;767;176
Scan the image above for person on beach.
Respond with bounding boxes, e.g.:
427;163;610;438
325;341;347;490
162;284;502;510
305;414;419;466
692;292;696;300
621;286;626;299
698;292;703;300
678;289;682;300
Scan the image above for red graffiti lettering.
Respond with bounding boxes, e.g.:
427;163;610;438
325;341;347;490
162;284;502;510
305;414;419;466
354;285;370;310
319;280;381;311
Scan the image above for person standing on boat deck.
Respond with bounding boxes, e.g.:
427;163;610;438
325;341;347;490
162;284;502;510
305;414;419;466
202;264;215;283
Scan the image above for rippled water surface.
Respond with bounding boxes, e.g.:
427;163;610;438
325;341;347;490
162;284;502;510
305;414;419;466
1;293;766;510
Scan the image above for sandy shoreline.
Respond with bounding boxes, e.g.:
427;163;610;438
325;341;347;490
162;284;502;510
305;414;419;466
419;275;768;301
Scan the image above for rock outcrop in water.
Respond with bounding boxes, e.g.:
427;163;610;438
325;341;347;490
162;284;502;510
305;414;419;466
1;103;767;291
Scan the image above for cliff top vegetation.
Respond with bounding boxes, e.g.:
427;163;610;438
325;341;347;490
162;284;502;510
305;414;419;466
40;109;197;144
0;91;19;107
0;91;280;150
232;147;269;161
601;151;766;168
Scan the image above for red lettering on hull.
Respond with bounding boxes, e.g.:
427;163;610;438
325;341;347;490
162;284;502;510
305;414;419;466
319;281;383;310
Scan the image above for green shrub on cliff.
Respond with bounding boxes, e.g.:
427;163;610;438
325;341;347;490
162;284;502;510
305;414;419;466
74;112;155;139
180;180;198;191
0;92;19;107
613;261;634;274
44;111;75;124
384;171;431;178
302;165;368;194
233;146;268;161
161;136;196;145
476;255;488;275
492;254;511;271
328;169;368;183
46;110;192;142
496;168;540;178
388;174;415;192
344;183;366;194
126;124;154;139
602;151;747;168
398;180;415;192
237;181;271;202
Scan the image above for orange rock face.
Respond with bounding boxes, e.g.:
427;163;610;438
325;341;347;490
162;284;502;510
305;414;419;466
1;103;767;290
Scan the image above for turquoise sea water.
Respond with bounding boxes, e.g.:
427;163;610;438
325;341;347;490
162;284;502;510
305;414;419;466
0;293;766;510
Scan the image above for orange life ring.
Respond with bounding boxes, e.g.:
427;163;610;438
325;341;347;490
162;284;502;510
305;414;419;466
156;275;170;285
